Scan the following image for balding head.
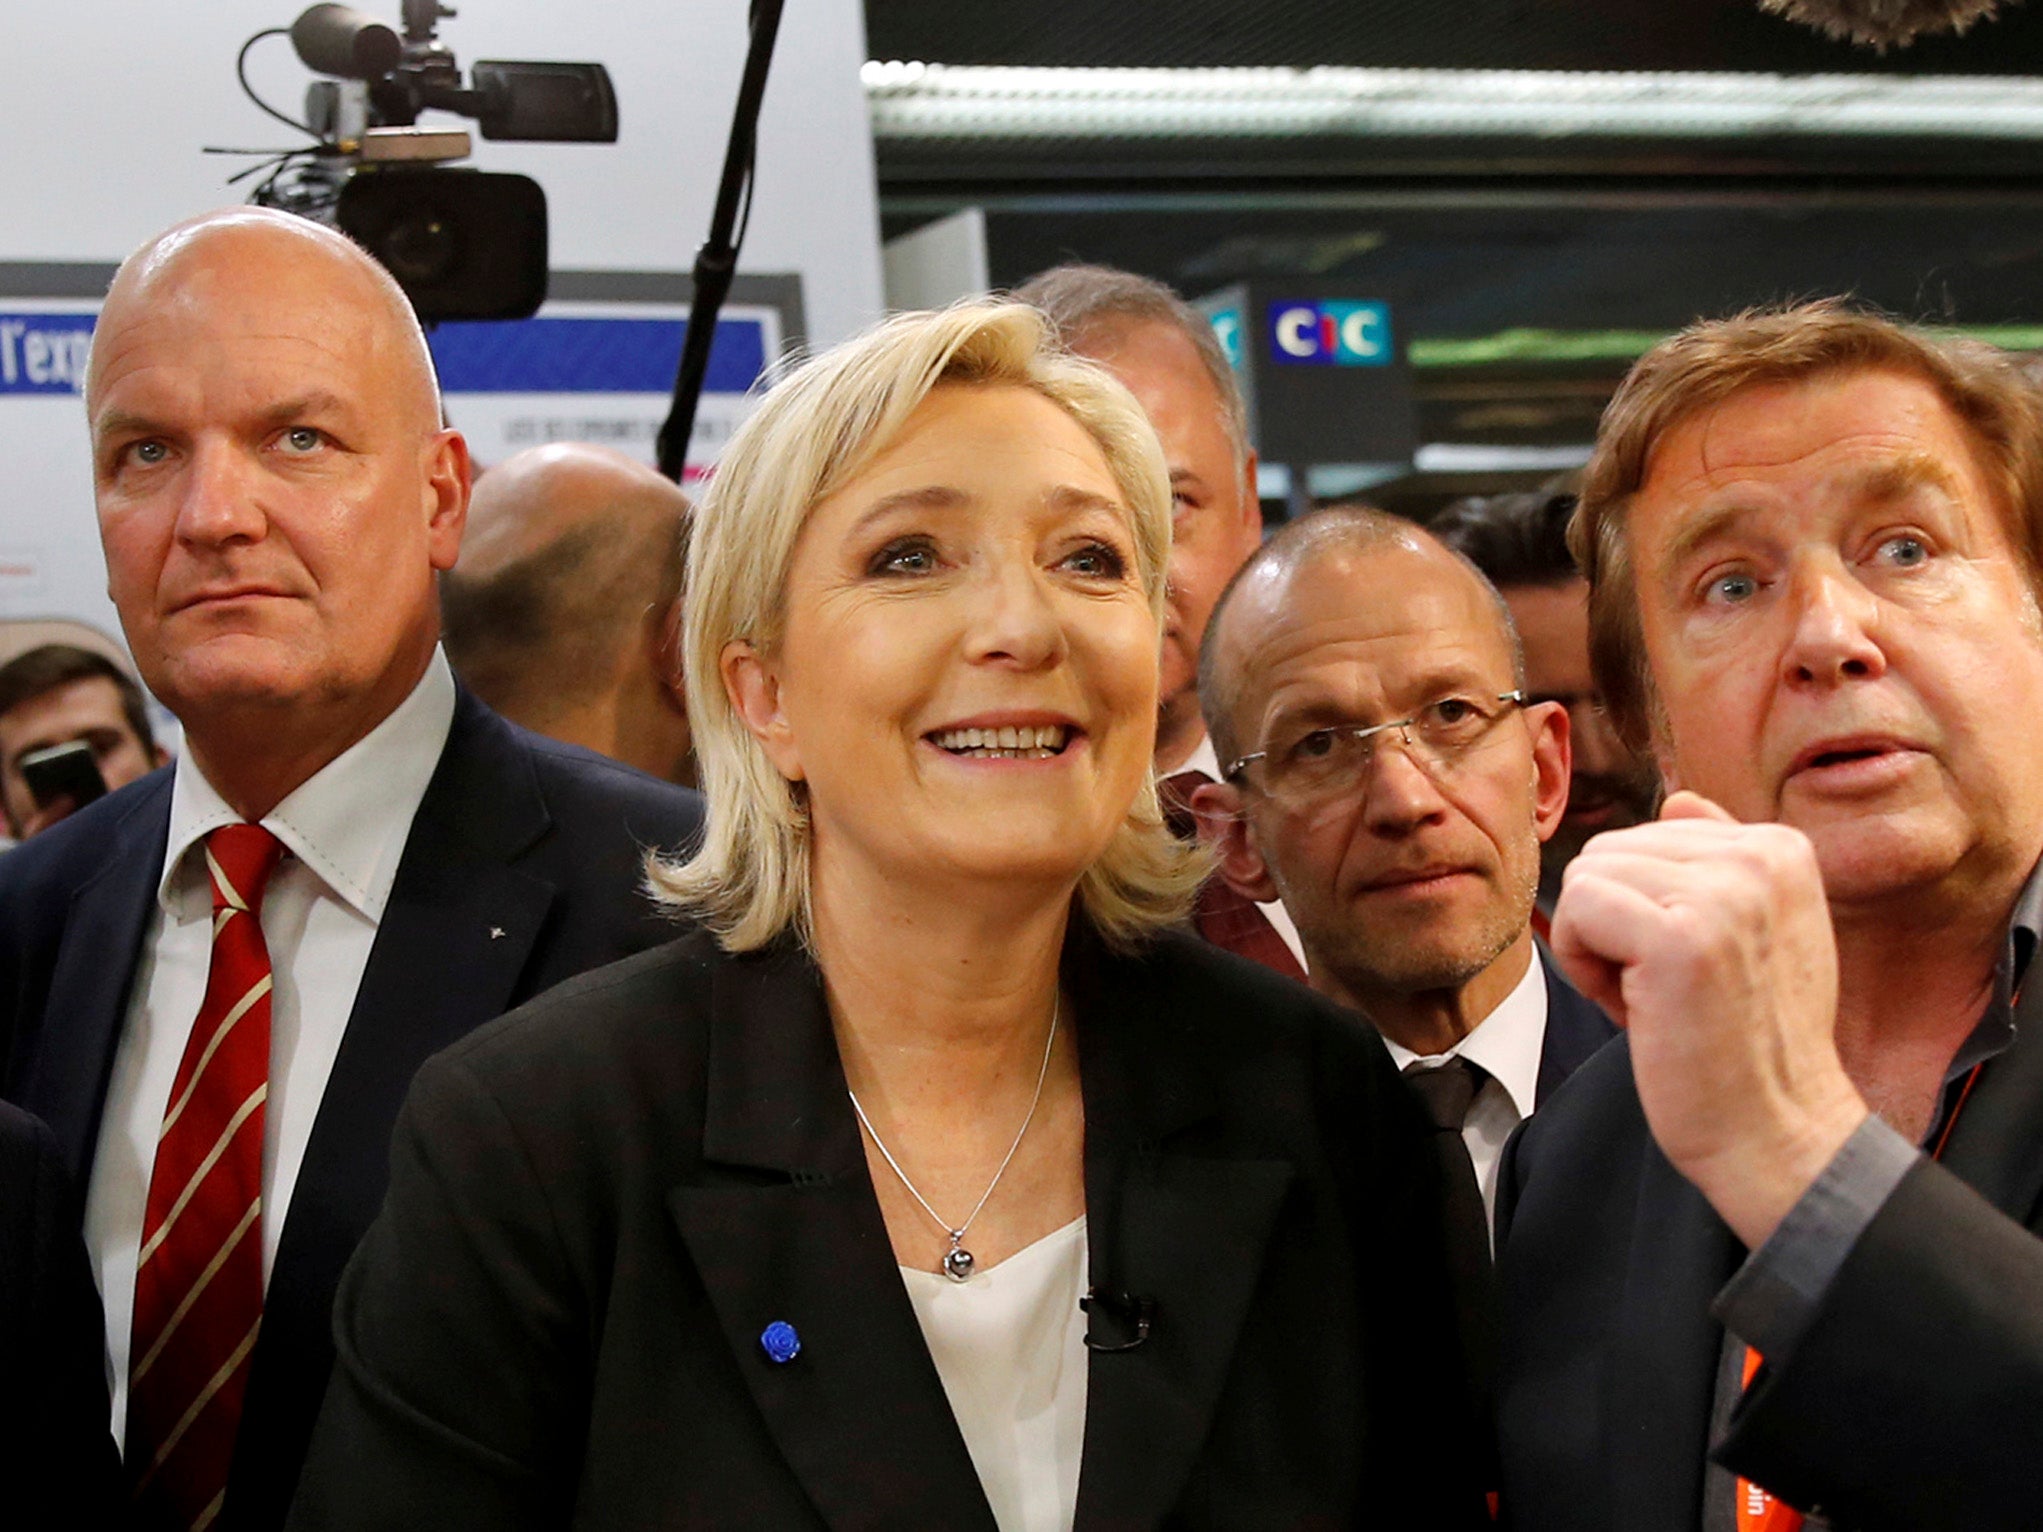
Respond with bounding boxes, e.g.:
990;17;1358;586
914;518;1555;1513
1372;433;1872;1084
1187;504;1569;1040
86;205;470;820
443;443;695;782
457;442;684;577
1199;506;1524;771
90;207;441;431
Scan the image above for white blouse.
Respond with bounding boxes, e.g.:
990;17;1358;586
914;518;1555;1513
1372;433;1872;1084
900;1217;1090;1532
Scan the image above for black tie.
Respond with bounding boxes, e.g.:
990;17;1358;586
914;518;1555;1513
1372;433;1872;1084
1404;1058;1499;1424
1404;1057;1493;1254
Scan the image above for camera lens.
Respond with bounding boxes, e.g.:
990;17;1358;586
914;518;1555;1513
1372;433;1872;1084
378;211;461;287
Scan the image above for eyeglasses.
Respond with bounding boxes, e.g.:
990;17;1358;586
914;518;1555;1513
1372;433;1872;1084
1223;691;1529;810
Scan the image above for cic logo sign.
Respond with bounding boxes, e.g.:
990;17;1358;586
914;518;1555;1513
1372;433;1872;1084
1267;300;1393;367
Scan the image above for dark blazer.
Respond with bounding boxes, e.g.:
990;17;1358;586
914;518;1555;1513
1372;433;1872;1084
1494;986;2043;1532
1534;954;1618;1107
288;925;1491;1530
0;1099;120;1526
0;686;704;1532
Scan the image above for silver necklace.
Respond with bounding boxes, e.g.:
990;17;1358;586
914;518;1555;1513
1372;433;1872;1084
847;996;1060;1282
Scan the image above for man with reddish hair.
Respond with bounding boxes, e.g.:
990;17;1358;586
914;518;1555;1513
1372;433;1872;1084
1497;301;2043;1530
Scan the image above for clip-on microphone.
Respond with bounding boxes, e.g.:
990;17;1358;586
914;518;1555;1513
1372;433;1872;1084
1082;1288;1155;1352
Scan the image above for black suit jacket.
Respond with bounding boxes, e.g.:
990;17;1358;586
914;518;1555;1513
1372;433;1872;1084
1495;982;2043;1532
1534;954;1618;1107
0;1099;120;1526
0;687;704;1531
288;924;1490;1530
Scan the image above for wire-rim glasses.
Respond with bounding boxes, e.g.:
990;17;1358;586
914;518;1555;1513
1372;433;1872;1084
1223;691;1530;809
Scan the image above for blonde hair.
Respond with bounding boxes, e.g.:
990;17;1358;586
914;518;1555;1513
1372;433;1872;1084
648;300;1203;952
1573;299;2043;752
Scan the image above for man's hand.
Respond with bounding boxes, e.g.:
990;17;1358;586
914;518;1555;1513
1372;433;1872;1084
1550;791;1869;1248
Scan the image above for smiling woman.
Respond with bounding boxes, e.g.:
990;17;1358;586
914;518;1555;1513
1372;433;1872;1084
290;302;1487;1532
660;301;1191;953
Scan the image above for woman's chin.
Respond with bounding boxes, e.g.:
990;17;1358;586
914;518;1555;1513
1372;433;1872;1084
899;822;1114;904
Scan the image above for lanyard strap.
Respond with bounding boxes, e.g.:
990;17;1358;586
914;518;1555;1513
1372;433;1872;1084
1733;1344;1806;1532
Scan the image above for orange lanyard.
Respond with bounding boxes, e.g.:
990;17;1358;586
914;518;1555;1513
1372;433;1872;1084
1733;1060;1987;1531
1733;1344;1805;1532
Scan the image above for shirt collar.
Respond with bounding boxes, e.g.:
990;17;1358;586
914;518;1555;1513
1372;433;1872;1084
1929;851;2043;1118
2008;852;2043;994
160;650;458;921
1178;733;1223;784
1378;946;1549;1123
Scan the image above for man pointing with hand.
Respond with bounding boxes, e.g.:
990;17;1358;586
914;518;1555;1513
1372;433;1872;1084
1497;301;2043;1532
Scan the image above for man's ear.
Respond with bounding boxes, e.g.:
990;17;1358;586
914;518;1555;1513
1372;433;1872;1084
720;640;802;781
423;429;472;572
1233;448;1263;541
1189;778;1281;902
1527;700;1572;843
649;599;688;718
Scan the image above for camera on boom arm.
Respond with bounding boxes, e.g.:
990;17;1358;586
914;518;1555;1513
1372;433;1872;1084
249;1;617;321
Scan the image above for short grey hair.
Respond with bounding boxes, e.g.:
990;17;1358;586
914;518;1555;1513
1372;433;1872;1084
1014;263;1250;474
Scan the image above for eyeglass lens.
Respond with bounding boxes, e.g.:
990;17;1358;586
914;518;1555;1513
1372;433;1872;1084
1261;697;1520;805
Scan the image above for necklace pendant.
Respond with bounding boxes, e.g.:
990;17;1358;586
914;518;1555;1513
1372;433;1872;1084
942;1235;976;1282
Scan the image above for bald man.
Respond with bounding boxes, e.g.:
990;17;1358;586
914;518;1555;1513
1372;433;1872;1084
0;209;702;1530
1190;508;1616;1482
444;443;694;786
1193;508;1615;1228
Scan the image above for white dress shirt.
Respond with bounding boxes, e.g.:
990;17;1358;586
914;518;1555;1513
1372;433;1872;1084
1380;950;1548;1243
901;1217;1089;1532
84;651;457;1447
1177;735;1308;969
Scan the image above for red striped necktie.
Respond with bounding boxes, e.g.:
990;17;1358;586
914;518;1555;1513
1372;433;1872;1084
128;823;285;1531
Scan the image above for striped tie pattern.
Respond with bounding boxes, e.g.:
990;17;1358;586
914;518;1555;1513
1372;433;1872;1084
128;824;285;1531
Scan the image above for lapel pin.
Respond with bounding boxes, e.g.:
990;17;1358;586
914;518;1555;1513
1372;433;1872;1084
759;1320;801;1364
488;926;507;940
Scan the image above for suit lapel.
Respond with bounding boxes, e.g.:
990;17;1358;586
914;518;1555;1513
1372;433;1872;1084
1604;1146;1741;1532
234;692;561;1527
1069;938;1294;1531
1534;955;1618;1107
667;942;997;1532
12;778;169;1182
1938;969;2043;1222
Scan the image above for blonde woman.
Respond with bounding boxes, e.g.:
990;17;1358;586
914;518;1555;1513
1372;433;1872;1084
289;303;1482;1530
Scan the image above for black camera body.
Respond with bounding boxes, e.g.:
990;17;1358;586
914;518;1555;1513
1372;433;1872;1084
337;164;549;322
257;1;615;321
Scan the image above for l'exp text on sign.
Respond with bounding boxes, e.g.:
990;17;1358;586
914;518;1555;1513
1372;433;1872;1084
0;314;96;394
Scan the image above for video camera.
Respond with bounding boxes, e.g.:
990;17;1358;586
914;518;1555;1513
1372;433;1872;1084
250;1;616;320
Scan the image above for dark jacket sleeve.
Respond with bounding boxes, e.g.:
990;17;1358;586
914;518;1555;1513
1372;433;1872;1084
1716;1155;2043;1531
0;1102;120;1525
285;1052;587;1531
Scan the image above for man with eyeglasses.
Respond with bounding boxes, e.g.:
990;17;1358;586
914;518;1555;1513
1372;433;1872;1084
1192;506;1617;1231
1192;505;1616;1487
